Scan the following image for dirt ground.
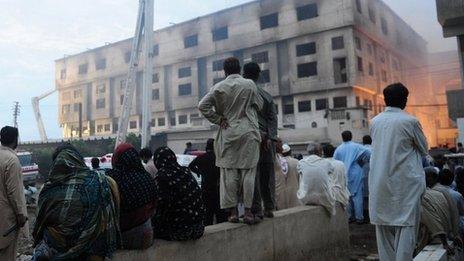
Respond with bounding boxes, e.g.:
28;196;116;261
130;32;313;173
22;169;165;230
349;223;379;260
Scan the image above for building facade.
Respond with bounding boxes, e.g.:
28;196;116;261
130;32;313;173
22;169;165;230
55;0;428;153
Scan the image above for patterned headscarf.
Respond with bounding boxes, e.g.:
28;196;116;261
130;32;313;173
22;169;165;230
153;146;180;170
107;143;157;213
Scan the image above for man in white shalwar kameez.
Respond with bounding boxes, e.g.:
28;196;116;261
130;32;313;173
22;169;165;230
297;143;336;216
369;83;428;261
323;144;350;208
199;57;263;224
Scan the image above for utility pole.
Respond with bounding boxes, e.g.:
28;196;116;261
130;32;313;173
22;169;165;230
12;102;20;128
141;0;154;148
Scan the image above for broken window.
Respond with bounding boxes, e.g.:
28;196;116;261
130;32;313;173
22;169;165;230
78;63;88;74
178;115;188;124
258;69;270;84
152;89;159;100
152;44;159;56
158;118;166;127
252;51;269;63
333;58;347;84
178;67;191;78
260;13;279;30
296;42;316;56
152;73;159;83
357;57;364;72
355;37;362;50
381;17;389;35
315;99;328;111
96;98;106;109
212;26;228;41
60;69;66;80
298;100;311;112
282;96;294;115
213;59;224;71
95;58;106;70
297;3;318;21
129;121;137;129
184;34;198;48
96;84;106;95
178;83;192;96
333;96;347;108
297;62;318;78
332;36;345;50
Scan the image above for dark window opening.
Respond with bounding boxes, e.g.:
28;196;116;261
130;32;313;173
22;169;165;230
297;62;318;78
260;13;279;30
60;69;66;80
152;73;159;83
296;42;316;56
152;44;159;56
96;98;106;109
333;58;347;84
178;83;192;96
357;57;364;72
212;26;228;41
184;34;198;48
96;58;106;70
258;70;270;84
252;51;269;63
213;59;224;71
355;37;362;50
332;36;345;50
298;100;311;112
356;0;362;13
381;70;387;82
297;3;318;21
178;67;191;78
78;63;88;74
316;99;328;111
282;96;294;115
129;121;137;129
368;6;376;23
170;117;176;126
178;115;188;124
381;17;389;35
158;118;166;127
333;96;347;108
152;89;159;100
124;51;131;63
369;63;374;76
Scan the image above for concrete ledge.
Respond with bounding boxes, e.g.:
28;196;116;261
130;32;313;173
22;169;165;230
114;205;350;261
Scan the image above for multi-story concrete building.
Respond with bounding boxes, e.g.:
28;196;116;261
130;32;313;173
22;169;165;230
55;0;428;153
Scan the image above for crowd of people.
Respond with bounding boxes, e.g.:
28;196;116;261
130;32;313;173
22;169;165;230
1;56;464;260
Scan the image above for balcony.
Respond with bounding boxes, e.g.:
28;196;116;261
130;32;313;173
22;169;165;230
436;0;464;37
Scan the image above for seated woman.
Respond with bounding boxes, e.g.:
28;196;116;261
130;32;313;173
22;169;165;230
32;143;120;261
107;143;157;250
152;146;205;241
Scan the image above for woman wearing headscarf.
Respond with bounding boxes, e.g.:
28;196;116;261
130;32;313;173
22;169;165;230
107;143;157;250
32;143;121;261
152;146;205;241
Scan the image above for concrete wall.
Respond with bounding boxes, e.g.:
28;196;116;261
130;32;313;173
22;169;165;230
113;206;350;261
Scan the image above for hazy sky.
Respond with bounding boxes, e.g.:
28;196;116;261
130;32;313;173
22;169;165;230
0;0;456;141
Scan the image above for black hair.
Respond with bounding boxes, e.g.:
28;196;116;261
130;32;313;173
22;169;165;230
439;168;454;186
363;135;372;145
186;142;192;147
323;144;336;158
139;148;152;159
91;157;100;169
424;167;439;188
341;131;352;142
458;142;463;147
0;126;18;146
383;83;409;109
206;138;214;152
223;57;241;75
243;62;261;82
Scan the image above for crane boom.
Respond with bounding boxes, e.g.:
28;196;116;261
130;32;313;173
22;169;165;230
32;89;56;142
115;0;154;149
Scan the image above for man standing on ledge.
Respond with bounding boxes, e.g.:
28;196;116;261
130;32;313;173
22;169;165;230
370;83;428;260
0;126;27;261
199;57;263;225
243;62;278;219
